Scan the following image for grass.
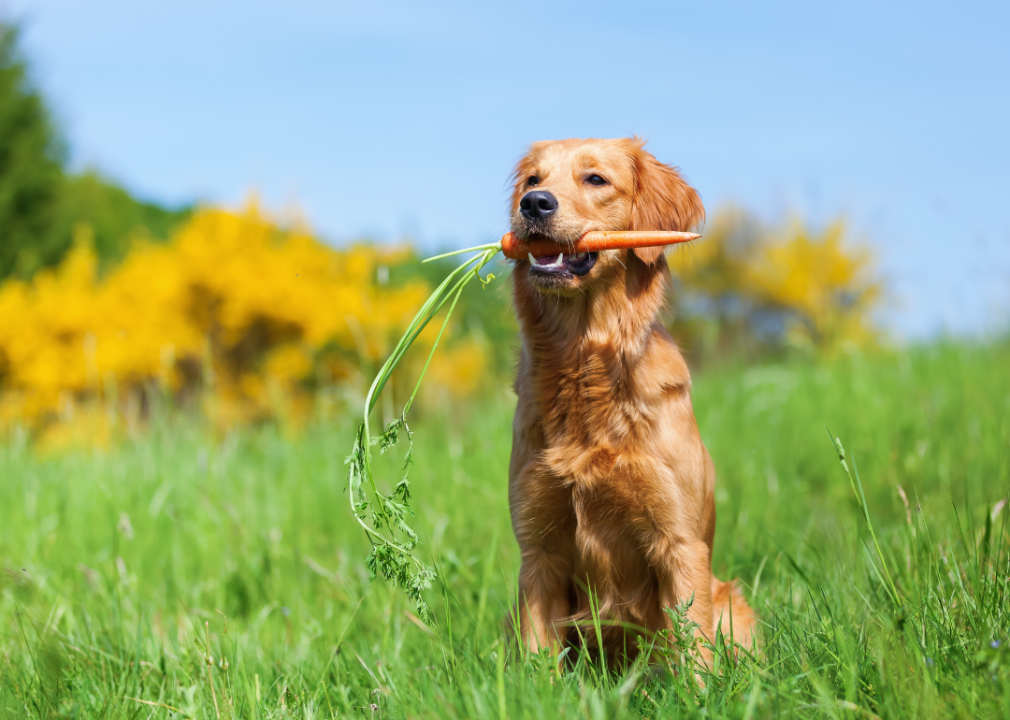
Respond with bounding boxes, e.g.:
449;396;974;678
1;340;1009;718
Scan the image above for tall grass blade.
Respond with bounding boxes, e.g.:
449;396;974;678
826;430;901;606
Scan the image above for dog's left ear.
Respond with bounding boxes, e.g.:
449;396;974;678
628;141;705;265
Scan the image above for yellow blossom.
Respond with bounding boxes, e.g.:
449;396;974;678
0;202;485;443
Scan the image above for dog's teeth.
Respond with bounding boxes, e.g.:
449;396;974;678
557;253;563;264
528;252;536;266
574;252;587;260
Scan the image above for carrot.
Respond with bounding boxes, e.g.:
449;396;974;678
500;230;700;260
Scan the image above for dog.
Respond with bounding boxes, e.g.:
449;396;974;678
507;138;755;663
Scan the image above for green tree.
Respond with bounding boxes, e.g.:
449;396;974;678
52;171;191;266
0;21;64;278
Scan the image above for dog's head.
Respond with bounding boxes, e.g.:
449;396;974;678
510;138;704;295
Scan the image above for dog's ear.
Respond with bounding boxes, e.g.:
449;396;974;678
628;140;705;265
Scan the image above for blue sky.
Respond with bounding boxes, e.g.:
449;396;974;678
7;0;1009;337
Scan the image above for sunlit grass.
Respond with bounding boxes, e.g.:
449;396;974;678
2;341;1009;718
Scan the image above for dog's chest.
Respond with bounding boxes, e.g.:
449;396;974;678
538;374;659;483
544;346;641;424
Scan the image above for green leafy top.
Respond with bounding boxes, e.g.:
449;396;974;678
345;242;501;622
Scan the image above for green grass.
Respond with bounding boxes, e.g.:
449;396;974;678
2;341;1009;718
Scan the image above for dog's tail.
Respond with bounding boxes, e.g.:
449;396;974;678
711;576;756;651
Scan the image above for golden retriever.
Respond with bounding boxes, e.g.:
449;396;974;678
507;137;755;663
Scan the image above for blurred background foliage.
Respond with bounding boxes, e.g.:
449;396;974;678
0;18;884;449
668;208;881;359
0;205;494;448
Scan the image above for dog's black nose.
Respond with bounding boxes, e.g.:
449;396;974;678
519;190;558;220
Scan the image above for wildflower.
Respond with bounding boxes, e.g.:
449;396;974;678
992;640;1001;649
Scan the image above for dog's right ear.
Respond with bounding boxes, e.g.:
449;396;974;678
627;139;705;265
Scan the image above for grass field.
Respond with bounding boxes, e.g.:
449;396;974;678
2;341;1009;719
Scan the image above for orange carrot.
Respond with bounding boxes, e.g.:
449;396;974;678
500;230;700;260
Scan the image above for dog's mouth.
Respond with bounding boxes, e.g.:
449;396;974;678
528;250;598;277
522;233;598;281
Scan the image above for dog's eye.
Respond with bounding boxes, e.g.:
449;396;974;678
586;174;608;186
527;176;540;186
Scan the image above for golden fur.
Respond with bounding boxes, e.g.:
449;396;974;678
507;138;755;662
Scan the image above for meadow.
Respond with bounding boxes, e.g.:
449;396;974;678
2;340;1008;719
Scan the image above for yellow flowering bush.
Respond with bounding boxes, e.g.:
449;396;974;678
669;210;881;355
0;204;488;443
743;220;880;350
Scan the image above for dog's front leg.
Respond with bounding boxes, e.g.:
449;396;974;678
651;537;715;663
516;546;572;656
